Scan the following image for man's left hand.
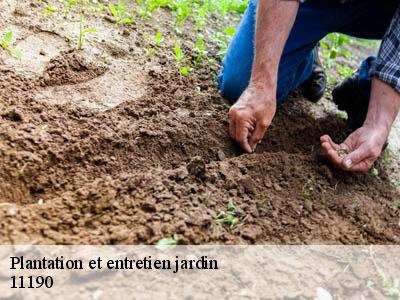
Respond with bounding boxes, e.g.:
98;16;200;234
320;125;389;172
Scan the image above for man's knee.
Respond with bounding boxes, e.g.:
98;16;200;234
217;69;248;104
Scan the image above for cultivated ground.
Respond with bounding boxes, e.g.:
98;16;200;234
0;0;399;245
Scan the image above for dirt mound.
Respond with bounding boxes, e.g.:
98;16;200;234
43;50;108;86
0;1;399;245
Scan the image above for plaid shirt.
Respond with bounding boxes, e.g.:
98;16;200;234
370;5;400;93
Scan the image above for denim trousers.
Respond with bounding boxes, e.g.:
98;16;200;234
217;0;398;104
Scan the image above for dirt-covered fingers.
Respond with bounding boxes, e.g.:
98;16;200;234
341;145;380;172
248;119;269;152
320;135;346;168
228;107;254;153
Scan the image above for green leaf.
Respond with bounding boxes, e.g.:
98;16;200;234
109;3;118;19
9;48;22;59
83;29;97;34
223;27;236;36
174;43;184;62
156;236;179;251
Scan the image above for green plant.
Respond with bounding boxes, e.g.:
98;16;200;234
156;234;180;250
44;5;57;17
215;199;239;230
0;32;22;59
154;31;164;47
77;14;96;50
302;180;313;198
173;42;191;75
370;166;379;176
336;111;347;121
320;33;352;67
109;1;134;24
377;269;400;299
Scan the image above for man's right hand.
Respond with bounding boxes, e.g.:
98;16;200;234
228;85;276;153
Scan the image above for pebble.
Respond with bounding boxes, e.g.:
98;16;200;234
273;183;282;191
6;207;17;217
304;199;313;212
217;150;226;161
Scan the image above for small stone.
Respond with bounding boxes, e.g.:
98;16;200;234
37;199;44;205
175;166;189;180
6;207;17;217
304;199;313;212
217;150;226;161
264;179;272;188
273;183;282;191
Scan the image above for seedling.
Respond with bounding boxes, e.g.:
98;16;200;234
370;166;379;177
173;42;185;63
302;180;313;198
44;5;57;18
215;199;239;230
77;14;96;50
336;111;347;121
202;192;211;206
377;269;400;298
0;32;22;59
146;47;155;57
156;234;180;251
193;37;207;65
109;1;134;24
63;0;77;13
154;31;164;47
173;42;191;75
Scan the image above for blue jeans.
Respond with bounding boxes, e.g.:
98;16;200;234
217;0;398;104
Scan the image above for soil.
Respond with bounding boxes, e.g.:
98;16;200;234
0;0;399;245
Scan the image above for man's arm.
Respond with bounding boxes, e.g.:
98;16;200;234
321;6;400;172
228;0;299;153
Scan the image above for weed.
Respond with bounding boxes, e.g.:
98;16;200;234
146;47;155;57
215;199;239;230
383;148;391;164
109;1;135;24
154;31;164;47
302;180;313;198
202;192;211;206
173;42;185;63
44;5;57;18
173;42;191;75
0;32;22;59
77;14;96;50
320;33;352;67
336;111;347;121
370;166;379;177
156;234;180;250
377;269;400;299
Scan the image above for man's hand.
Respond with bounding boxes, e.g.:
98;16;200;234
227;0;299;153
229;86;276;153
320;125;388;172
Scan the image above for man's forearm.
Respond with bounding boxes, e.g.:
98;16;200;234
364;78;400;133
250;0;299;91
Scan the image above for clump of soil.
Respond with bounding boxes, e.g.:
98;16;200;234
0;1;399;245
42;50;108;86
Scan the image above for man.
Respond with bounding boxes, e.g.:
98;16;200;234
217;0;400;172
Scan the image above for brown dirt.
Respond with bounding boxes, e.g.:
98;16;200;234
0;0;399;245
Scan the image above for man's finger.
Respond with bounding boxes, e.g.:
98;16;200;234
345;160;373;172
341;145;375;171
320;135;340;150
228;111;236;139
248;121;269;151
325;147;343;168
236;124;252;153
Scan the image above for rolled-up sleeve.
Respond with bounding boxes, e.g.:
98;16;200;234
370;5;400;93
